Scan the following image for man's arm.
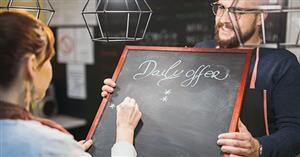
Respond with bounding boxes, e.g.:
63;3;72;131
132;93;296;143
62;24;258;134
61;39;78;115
257;54;300;157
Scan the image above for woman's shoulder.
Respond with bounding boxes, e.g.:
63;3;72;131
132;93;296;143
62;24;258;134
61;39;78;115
1;119;72;139
1;119;91;157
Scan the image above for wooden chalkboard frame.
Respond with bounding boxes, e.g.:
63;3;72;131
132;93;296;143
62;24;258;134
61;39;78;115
86;46;253;157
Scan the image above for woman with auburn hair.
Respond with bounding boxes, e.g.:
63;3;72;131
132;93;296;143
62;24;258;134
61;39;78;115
0;10;141;157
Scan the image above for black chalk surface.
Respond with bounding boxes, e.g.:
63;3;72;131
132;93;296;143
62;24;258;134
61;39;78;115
87;46;252;157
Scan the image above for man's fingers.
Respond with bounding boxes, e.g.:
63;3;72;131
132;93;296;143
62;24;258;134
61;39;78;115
218;122;258;157
101;78;116;98
217;138;251;149
102;85;114;93
101;91;108;97
103;78;116;87
218;132;250;141
220;145;249;156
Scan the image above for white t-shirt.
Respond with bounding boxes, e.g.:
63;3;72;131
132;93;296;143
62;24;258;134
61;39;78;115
0;119;137;157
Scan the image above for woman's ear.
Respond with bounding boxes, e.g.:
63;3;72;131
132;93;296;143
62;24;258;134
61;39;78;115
24;54;38;81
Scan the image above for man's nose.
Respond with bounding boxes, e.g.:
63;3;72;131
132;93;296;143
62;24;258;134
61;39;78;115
219;12;231;23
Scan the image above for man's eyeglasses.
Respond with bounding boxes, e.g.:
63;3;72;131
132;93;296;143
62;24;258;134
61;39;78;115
210;2;260;19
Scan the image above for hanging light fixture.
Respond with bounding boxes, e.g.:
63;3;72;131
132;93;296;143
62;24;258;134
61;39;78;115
82;0;153;42
0;0;55;25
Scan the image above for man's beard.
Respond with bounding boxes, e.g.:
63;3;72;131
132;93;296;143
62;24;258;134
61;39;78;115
215;21;256;48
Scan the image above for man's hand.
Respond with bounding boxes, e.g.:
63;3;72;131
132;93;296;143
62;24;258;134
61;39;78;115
217;120;260;157
101;78;116;97
116;97;142;144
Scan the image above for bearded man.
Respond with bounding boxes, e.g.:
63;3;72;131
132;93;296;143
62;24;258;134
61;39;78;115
195;0;300;157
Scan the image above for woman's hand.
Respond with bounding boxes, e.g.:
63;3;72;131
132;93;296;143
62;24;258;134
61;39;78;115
78;139;93;151
116;97;142;144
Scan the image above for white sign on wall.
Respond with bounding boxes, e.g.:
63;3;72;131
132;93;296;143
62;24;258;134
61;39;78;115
57;27;94;64
66;64;87;100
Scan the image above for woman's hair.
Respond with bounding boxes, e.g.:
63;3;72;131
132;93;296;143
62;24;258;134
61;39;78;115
0;10;55;88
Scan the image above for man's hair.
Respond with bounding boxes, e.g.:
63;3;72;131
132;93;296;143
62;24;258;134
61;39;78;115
230;0;273;7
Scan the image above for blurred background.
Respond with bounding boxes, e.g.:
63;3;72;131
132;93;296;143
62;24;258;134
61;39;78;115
1;0;299;140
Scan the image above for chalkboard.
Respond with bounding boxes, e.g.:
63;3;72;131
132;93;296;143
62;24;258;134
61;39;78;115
86;46;252;157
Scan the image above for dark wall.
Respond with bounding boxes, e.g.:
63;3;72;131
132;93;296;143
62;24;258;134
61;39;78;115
139;0;215;46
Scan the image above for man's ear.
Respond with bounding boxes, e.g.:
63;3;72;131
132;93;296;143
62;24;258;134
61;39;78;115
24;54;38;80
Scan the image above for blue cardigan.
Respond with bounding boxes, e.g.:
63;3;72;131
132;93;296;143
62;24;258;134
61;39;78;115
195;41;300;157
